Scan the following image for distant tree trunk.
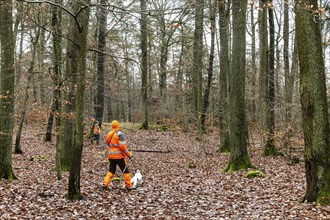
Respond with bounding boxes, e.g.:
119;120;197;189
159;12;167;110
176;25;188;131
283;0;294;148
94;0;107;128
250;0;257;123
193;0;204;140
45;8;62;142
201;0;216;132
36;24;46;106
45;99;56;141
141;0;149;130
52;0;63;181
124;32;132;122
0;0;16;181
296;0;330;205
223;0;254;172
15;27;40;154
263;0;277;156
67;0;91;201
218;0;230;152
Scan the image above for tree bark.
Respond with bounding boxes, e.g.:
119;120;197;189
52;0;63;181
67;0;91;201
264;0;277;156
94;0;107;128
296;0;330;205
218;0;230;152
223;0;254;172
61;8;79;171
192;0;204;140
0;0;16;181
201;0;216;132
141;0;149;130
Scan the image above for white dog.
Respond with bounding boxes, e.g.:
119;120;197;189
131;170;143;188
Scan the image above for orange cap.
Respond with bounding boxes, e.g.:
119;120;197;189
112;120;119;130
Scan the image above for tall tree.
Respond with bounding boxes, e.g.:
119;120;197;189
61;7;79;171
67;0;91;201
141;0;149;130
94;0;107;128
283;0;295;148
52;0;63;180
296;0;330;205
250;0;257;123
218;0;230;152
0;0;16;181
263;0;277;156
223;0;254;172
201;0;216;132
192;0;204;140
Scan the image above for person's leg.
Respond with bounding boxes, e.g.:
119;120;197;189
103;160;117;187
117;159;132;188
96;134;100;145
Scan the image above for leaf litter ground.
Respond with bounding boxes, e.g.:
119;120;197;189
1;124;330;219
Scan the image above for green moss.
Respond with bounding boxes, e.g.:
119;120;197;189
246;170;265;179
222;156;255;173
317;191;330;205
217;138;230;153
61;163;70;172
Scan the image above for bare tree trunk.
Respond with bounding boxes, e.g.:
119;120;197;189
94;0;107;128
223;0;254;172
250;0;257;123
201;0;216;132
218;0;230;152
296;0;330;205
193;0;204;140
52;0;63;181
263;0;277;156
283;0;294;148
141;0;149;130
67;0;91;201
0;0;16;181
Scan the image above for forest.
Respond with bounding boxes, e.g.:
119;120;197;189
0;0;330;219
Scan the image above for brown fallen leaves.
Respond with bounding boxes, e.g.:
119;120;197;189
0;125;330;219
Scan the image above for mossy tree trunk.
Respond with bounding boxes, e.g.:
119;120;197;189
61;5;79;171
218;0;230;153
0;0;16;181
296;0;330;205
67;0;91;201
223;0;254;173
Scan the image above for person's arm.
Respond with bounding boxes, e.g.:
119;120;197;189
117;131;132;158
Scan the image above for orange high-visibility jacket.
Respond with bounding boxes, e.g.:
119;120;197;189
94;125;101;134
105;130;131;159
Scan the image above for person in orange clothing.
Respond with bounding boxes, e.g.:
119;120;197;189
103;120;135;190
91;121;101;145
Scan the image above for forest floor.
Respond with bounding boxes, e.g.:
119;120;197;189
1;122;330;219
